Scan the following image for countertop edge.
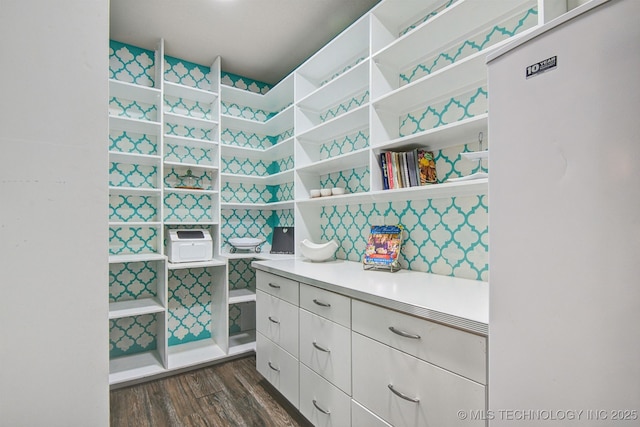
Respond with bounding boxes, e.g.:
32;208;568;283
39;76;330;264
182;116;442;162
252;259;488;336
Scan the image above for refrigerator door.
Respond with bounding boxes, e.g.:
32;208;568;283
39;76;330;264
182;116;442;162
488;0;640;424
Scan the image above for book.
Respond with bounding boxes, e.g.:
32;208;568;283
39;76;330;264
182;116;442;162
407;150;417;187
417;149;437;185
363;224;404;272
379;153;389;190
401;151;411;188
385;151;394;189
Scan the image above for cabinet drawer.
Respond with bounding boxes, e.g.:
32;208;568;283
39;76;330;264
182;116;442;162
351;400;391;427
299;363;351;427
256;270;299;305
299;309;351;394
256;290;299;357
352;332;485;427
299;283;351;327
256;332;299;408
352;300;486;384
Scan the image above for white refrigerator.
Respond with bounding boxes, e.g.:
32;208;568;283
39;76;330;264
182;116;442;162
487;0;640;425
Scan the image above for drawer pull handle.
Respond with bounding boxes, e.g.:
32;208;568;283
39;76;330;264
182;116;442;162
268;316;280;324
389;326;421;340
268;282;281;289
313;299;331;307
312;341;331;353
388;384;420;403
312;399;331;415
268;362;280;372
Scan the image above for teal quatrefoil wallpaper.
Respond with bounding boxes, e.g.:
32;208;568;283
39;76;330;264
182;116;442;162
109;36;491;358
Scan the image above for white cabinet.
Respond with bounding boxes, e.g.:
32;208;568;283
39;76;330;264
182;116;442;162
300;363;351;427
255;270;300;407
352;332;485;427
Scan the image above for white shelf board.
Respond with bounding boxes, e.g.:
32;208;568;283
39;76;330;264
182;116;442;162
221;169;294;186
163;160;218;171
167;259;227;270
163;188;218;195
229;289;257;305
297;17;370;83
108;221;162;227
297;59;370;111
373;50;488;112
109;297;165;320
164;112;218;129
220;201;295;211
370;0;445;44
167;337;227;370
163;221;219;226
296;105;369;143
220;252;296;261
109;151;161;166
109;253;166;264
228;330;257;356
163;134;218;148
109;351;165;385
220;137;294;160
220;105;294;135
163;81;218;104
221;76;293;111
297;104;369;142
109;115;161;135
296;178;488;207
373;0;535;67
296;148;370;175
373;113;488;152
108;186;161;196
109;79;161;104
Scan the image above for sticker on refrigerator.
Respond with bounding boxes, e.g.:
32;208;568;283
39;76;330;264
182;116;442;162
526;56;557;79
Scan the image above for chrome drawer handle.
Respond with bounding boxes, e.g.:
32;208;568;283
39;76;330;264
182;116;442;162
268;361;280;372
313;299;331;307
389;326;421;340
268;316;280;324
268;282;281;289
312;399;331;415
312;341;331;353
388;384;420;403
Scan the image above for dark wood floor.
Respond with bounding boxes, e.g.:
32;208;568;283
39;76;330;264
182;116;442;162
110;355;312;427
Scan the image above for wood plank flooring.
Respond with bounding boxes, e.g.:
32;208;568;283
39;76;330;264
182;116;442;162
110;355;312;427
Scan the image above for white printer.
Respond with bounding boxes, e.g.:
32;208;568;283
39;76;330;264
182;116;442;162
167;229;213;263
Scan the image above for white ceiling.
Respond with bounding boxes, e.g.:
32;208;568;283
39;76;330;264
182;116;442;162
110;0;381;86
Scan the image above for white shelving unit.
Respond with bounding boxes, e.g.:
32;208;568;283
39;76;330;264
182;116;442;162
107;0;570;388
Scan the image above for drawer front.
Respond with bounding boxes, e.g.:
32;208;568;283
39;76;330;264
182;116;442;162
299;363;351;427
256;332;299;408
352;332;485;427
256;270;299;305
351;400;391;427
256;290;299;357
299;309;351;394
299;283;351;327
352;299;486;384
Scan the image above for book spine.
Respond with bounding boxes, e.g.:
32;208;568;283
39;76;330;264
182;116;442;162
407;150;417;187
401;152;410;188
393;152;402;188
379;152;389;190
385;151;394;189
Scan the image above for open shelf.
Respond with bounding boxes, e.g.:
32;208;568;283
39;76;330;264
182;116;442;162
164;81;218;104
228;330;257;356
109;351;165;385
167;337;227;370
109;297;165;320
229;288;257;304
167;259;227;270
109;253;166;264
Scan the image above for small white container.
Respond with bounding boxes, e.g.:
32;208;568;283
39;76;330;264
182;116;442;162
310;189;321;198
331;187;345;195
320;188;332;197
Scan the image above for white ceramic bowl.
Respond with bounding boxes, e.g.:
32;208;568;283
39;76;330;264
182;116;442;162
310;189;321;198
299;239;338;262
331;187;345;195
320;188;332;197
228;237;263;248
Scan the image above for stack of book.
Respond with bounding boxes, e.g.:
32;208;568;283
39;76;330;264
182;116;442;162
379;148;437;190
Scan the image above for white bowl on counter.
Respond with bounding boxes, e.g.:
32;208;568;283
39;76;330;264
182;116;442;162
320;188;332;197
299;239;338;262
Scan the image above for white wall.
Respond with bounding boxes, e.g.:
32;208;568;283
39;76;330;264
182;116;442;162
0;1;109;426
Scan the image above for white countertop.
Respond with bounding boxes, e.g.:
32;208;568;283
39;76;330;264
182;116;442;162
252;258;489;335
